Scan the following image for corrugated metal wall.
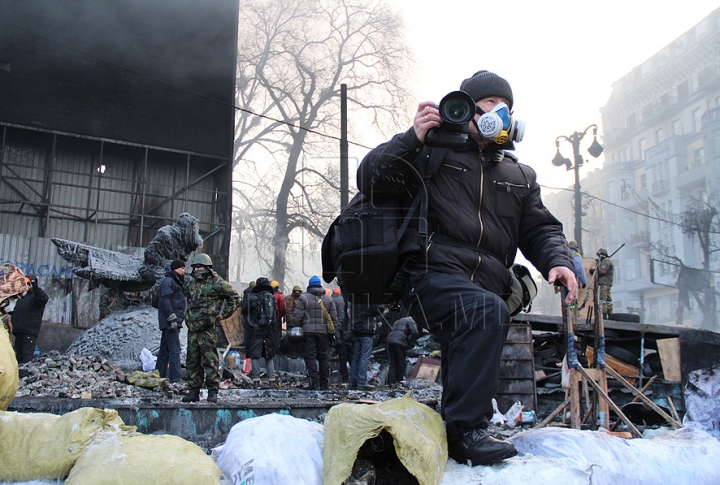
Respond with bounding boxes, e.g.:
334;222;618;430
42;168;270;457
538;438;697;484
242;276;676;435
0;125;231;275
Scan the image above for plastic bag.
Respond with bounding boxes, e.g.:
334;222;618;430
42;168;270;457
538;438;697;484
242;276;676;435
323;392;446;485
683;365;720;440
490;398;507;426
140;347;156;372
504;401;524;428
66;431;221;485
213;413;324;485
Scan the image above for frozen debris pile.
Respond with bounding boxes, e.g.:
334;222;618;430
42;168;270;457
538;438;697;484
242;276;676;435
66;306;186;371
16;350;149;399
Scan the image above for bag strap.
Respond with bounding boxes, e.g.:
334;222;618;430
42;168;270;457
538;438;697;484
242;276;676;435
315;295;332;321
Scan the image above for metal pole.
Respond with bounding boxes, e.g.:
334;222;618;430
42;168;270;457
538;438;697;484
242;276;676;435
572;133;583;253
340;84;349;209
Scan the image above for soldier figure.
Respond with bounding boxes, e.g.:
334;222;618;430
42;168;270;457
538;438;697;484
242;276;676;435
597;248;614;316
182;253;240;403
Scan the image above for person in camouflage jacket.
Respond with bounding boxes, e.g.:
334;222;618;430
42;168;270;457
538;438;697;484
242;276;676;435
182;253;240;403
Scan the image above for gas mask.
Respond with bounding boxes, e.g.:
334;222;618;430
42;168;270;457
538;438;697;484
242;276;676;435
474;102;525;145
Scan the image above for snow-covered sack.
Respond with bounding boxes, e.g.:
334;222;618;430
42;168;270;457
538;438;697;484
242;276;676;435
213;414;324;485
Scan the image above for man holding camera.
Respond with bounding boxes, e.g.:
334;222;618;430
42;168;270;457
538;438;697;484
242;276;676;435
357;70;576;466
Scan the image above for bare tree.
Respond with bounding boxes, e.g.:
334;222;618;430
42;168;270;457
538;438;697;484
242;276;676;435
650;193;719;329
233;0;412;287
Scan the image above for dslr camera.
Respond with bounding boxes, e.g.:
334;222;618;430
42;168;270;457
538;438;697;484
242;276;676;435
425;91;476;149
425;90;525;149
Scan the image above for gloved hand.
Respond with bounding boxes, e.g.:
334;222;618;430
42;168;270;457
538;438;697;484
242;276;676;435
167;313;178;331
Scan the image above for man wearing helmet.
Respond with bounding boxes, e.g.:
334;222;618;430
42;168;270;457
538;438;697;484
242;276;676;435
596;248;614;315
182;253;240;403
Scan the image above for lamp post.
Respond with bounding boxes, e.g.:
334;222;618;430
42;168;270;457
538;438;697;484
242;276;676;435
552;124;603;254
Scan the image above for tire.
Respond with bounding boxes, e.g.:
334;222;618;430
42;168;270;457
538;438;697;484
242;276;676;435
606;345;639;365
607;313;640;323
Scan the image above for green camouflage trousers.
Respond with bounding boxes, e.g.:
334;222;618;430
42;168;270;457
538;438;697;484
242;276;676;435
599;284;613;315
186;328;219;391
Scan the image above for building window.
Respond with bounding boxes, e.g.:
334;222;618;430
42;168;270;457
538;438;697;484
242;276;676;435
638;138;646;160
673;119;683;136
693;108;702;133
655;128;664;143
640;173;647;191
693;147;705;167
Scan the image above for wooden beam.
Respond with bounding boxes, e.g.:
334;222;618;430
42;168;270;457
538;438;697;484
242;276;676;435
577;367;643;438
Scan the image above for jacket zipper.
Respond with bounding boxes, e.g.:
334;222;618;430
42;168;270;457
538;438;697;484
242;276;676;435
471;153;485;281
442;162;466;172
494;180;530;192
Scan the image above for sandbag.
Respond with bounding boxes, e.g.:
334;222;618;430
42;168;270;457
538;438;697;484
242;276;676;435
213;413;324;485
323;392;447;485
0;407;127;482
125;369;166;388
66;432;222;485
0;323;18;410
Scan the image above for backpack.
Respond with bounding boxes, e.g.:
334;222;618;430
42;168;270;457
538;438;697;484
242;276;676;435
151;291;159;309
253;291;277;328
321;149;447;304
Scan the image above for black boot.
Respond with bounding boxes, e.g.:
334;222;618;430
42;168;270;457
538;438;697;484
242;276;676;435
207;390;218;403
447;427;518;466
182;389;200;403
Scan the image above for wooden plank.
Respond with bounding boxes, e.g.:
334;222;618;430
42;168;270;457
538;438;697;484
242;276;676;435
656;337;681;382
499;360;534;379
505;324;532;343
604;365;681;428
577;367;643;438
501;343;533;360
586;346;638;385
410;356;441;382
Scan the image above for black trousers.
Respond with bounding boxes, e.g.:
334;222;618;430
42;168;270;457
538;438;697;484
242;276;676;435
336;339;354;381
386;342;407;384
13;332;38;364
303;332;330;388
403;272;510;437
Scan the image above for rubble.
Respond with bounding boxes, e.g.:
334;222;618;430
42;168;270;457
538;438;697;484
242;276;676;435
17;350;151;399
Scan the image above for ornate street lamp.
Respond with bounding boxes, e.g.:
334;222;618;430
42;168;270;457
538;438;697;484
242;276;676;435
552;124;603;254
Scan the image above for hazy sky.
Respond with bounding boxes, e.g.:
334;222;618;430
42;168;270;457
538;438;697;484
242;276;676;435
385;0;720;191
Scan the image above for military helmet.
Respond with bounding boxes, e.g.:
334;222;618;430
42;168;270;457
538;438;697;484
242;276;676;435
597;248;608;257
568;240;579;249
292;285;302;292
191;253;213;267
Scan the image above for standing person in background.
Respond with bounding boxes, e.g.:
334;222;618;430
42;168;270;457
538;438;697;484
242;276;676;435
331;288;351;384
291;276;338;390
386;315;418;385
182;253;240;403
155;260;186;391
243;277;278;382
11;275;48;364
241;280;255;369
596;248;615;315
284;285;303;357
568;241;587;288
270;281;285;353
348;303;383;390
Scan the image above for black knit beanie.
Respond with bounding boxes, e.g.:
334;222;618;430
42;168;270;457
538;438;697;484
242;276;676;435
170;259;185;270
460;70;514;108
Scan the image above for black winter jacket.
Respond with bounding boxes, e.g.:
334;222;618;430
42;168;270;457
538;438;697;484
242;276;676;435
387;317;419;347
11;285;49;336
357;127;573;297
292;286;338;335
350;304;383;337
158;265;186;330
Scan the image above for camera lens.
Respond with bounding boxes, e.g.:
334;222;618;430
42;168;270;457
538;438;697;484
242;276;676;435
443;99;470;123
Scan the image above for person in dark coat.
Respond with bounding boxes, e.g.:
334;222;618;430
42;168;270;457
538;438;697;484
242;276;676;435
348;303;383;389
331;288;352;384
357;70;577;466
243;277;278;380
291;275;338;390
11;274;49;364
155;260;186;386
386;316;418;385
